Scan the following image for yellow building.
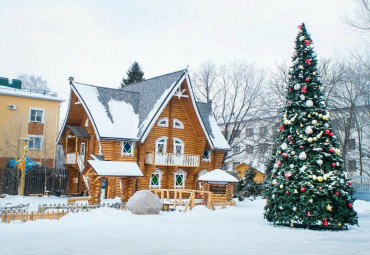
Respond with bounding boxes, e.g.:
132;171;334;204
235;163;265;183
0;78;63;168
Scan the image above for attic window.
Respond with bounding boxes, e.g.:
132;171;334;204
202;150;211;162
173;118;184;129
121;141;134;156
157;117;169;127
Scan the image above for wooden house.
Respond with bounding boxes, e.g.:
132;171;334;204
198;169;238;201
57;70;230;204
235;163;265;183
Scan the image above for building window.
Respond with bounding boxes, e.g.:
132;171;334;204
232;146;241;154
157;117;169;127
198;170;208;189
174;169;186;189
28;135;42;150
155;137;167;153
348;139;355;150
29;108;44;123
246;145;254;154
258;143;269;153
173;118;184;129
202;150;211;162
149;169;163;189
259;126;268;136
121;141;134;156
173;138;184;154
348;160;356;172
232;162;240;169
210;184;226;194
246;128;254;137
234;129;241;137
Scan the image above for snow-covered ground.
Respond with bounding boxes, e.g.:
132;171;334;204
1;196;370;255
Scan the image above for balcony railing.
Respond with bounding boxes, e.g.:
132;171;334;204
66;153;77;164
145;153;199;167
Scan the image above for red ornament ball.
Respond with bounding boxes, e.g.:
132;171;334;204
277;162;282;167
347;181;352;186
325;129;330;135
299;145;304;149
329;148;334;153
331;163;336;167
347;203;353;208
329;132;334;137
301;187;306;192
305;77;310;82
289;141;293;144
288;136;291;140
319;187;322;190
308;212;311;216
286;191;290;195
335;191;340;196
289;88;293;92
282;153;288;158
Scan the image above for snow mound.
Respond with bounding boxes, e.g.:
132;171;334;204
127;190;162;215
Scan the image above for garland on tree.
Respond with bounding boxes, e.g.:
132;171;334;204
264;23;358;230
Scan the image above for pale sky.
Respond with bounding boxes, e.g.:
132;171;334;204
0;0;368;117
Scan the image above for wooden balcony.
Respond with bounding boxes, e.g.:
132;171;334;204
145;153;200;167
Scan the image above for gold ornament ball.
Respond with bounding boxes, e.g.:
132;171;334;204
299;36;305;41
313;137;318;141
291;151;296;155
312;120;318;125
308;137;313;143
318;176;324;182
325;139;330;143
280;184;284;189
338;223;342;227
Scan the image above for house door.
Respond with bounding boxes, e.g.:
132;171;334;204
80;142;86;163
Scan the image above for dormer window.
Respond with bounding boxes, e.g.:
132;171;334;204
202;150;211;162
121;141;134;156
173;118;184;129
157;117;169;127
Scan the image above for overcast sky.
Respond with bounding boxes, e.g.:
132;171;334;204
1;0;368;113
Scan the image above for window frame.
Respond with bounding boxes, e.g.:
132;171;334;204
232;145;241;154
173;169;187;189
29;108;45;123
202;149;211;162
348;160;356;172
259;126;268;136
348;139;356;151
246;144;254;154
173;118;184;129
28;135;43;151
149;168;163;189
246;128;254;137
157;117;169;127
120;141;135;156
155;136;168;153
173;137;185;155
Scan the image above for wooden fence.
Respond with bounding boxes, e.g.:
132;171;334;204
1;210;69;224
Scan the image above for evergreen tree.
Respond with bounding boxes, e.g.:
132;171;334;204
264;23;358;230
120;61;144;88
237;170;262;200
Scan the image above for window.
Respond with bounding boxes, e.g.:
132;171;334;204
348;160;356;172
121;141;134;156
85;119;89;127
29;108;44;123
173;118;184;129
28;135;42;150
232;162;240;169
232;146;241;154
210;184;226;194
155;137;167;153
234;129;241;137
246;128;254;137
258;143;269;153
246;145;254;154
174;169;186;189
173;138;184;154
202;150;211;162
259;126;268;136
149;169;163;189
157;117;169;127
198;170;208;189
348;139;355;150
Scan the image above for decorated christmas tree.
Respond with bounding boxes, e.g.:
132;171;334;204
264;23;358;230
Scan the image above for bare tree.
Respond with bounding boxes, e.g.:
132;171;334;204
17;74;50;91
193;61;266;168
345;0;370;32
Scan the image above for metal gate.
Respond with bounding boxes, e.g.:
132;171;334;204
352;176;370;202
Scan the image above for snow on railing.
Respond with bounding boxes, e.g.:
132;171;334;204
145;153;199;167
66;153;76;164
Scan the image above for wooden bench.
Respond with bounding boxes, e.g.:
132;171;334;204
29;194;43;197
67;197;90;206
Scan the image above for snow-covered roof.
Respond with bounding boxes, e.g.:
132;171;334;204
88;160;143;177
196;102;230;150
0;85;64;102
198;169;238;183
61;69;229;150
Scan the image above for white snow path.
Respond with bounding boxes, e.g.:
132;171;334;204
0;198;369;255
